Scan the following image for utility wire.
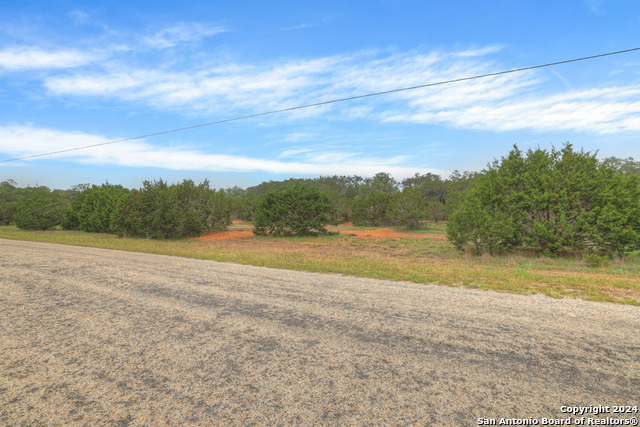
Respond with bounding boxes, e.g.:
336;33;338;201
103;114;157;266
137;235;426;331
2;46;639;163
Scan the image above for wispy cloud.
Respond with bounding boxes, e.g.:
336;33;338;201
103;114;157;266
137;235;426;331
278;148;316;158
281;23;315;30
7;39;640;135
68;10;90;25
281;16;331;31
281;133;318;142
43;49;517;113
0;22;227;72
0;47;97;70
452;45;505;57
384;85;640;134
44;54;345;113
143;23;226;48
585;0;606;13
0;125;445;178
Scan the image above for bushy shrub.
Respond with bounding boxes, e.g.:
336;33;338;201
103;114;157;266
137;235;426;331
584;254;610;268
252;183;336;236
446;189;520;255
62;183;130;233
351;191;392;226
14;189;67;230
0;180;21;225
447;143;640;257
111;179;231;239
0;199;18;225
578;169;640;259
385;188;426;229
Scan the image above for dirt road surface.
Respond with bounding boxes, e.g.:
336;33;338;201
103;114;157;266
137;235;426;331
1;239;638;426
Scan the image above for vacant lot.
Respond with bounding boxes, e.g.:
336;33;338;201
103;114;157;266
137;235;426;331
1;221;639;305
1;239;638;426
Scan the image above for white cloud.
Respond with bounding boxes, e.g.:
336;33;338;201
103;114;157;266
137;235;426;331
44;49;516;114
44;55;345;114
452;45;505;57
278;148;316;158
281;133;318;143
384;85;640;134
0;125;445;179
281;23;314;30
0;47;96;70
0;22;226;71
143;23;226;48
15;43;640;135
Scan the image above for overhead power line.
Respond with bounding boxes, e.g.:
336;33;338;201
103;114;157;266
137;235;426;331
2;46;640;163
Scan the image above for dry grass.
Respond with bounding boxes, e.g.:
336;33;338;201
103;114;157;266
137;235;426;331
1;223;638;305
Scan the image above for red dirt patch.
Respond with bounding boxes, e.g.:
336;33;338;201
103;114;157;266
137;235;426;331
196;231;254;241
231;220;247;225
196;227;448;241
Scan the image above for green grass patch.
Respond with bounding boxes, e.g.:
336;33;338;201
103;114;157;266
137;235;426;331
1;225;638;306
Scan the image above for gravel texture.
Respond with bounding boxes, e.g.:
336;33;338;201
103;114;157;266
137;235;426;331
1;238;638;426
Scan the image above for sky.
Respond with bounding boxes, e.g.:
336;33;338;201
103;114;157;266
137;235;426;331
1;0;640;190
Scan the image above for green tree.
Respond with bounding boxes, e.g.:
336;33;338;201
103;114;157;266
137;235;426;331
0;180;20;225
351;191;392;226
111;179;231;239
426;199;445;223
578;169;640;258
237;192;260;221
356;173;398;199
0;199;18;225
446;189;519;255
252;183;336;236
14;188;66;230
447;143;640;257
63;183;130;233
386;188;426;229
602;156;640;176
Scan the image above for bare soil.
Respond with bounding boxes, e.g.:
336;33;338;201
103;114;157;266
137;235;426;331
196;231;255;241
196;222;448;241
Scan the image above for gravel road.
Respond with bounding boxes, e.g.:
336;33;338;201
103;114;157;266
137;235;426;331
1;239;638;426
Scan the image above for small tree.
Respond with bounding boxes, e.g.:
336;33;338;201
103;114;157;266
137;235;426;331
238;192;260;221
446;189;520;255
426;199;445;223
351;191;392;226
253;183;336;236
14;189;66;230
386;188;426;229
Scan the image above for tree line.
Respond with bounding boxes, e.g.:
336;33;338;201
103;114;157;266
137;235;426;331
1;146;639;258
0;179;230;239
0;169;482;236
222;169;481;226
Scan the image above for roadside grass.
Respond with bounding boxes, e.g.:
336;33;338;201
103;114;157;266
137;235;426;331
1;225;638;306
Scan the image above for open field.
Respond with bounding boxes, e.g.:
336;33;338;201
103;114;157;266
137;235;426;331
1;221;639;305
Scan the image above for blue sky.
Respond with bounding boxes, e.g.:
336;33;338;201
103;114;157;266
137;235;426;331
1;0;640;190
